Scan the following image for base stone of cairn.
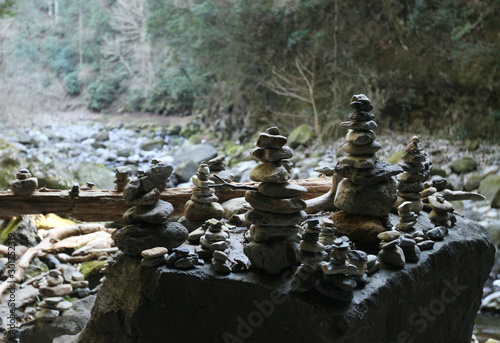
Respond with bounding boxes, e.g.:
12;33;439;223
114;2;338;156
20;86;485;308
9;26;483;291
243;127;306;274
74;215;494;343
113;162;188;256
333;95;403;242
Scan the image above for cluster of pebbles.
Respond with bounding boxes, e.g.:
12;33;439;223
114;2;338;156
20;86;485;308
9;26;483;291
10;169;38;196
114;166;132;192
395;136;432;213
181;162;224;232
244;127;307;274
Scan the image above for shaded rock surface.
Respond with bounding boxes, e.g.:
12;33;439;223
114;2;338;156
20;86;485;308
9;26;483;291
75;215;494;343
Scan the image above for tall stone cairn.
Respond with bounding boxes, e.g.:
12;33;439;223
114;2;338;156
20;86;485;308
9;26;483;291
113;161;188;256
395;136;432;213
332;94;402;241
181;162;224;232
243;126;308;274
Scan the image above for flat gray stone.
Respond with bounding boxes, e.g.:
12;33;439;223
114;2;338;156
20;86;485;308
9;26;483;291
258;181;307;198
249;160;293;183
123;200;174;224
245;191;306;213
246;209;307;227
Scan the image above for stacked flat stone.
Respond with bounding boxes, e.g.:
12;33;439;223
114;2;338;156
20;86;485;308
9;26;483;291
35;296;73;319
395;201;418;231
316;237;359;302
39;270;73;297
366;254;380;275
69;272;90;298
114;166;132;192
420;181;437;211
396;136;432;213
166;247;200;269
141;247;168;267
198;219;230;257
333;95;402;240
428;194;455;228
377;231;405;268
291;219;328;292
208;155;234;184
113;162;188;256
319;218;336;246
244;126;307;274
182;162;224;232
10;169;38;196
348;250;369;286
399;235;421;262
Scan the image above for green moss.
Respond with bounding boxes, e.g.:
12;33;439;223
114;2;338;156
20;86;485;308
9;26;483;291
385;151;404;165
288;124;315;149
451;157;478;174
479;174;500;208
80;260;107;279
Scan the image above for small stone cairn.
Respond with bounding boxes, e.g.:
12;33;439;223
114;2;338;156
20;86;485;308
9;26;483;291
395;201;418;232
113;161;188;256
377;231;405;268
428;194;455;228
399;235;421;262
208;155;234;184
39;270;73;297
35;296;73;319
396;136;432;213
333;95;402;241
316;237;359;302
69;272;90;298
181;162;224;232
11;169;38;196
198;219;229;257
114;166;132;192
291;219;328;292
243;126;307;274
319;218;336;246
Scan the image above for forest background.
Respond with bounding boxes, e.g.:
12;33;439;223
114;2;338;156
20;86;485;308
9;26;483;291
0;0;499;142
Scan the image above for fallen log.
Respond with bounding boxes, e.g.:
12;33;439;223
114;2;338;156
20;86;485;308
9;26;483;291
0;178;331;222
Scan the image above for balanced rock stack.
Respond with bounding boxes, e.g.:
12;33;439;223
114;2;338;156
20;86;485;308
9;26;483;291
198;219;229;255
39;270;73;297
208;155;234;184
377;231;405;268
69;272;90;298
395;201;418;231
114;166;132;192
244;126;307;274
366;254;380;275
316;237;358;302
291;219;328;292
319;218;336;246
113;162;188;256
333;95;402;241
421;181;437;211
35;296;73;319
10;169;38;196
347;250;369;286
428;194;455;228
181;162;224;232
396;136;432;213
399;235;421;262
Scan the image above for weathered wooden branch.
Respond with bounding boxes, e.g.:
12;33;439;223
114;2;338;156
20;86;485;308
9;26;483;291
0;244;29;257
305;173;343;214
0;223;105;301
0;178;331;222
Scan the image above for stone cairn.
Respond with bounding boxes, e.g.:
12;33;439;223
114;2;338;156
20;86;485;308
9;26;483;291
319;218;336;246
291;219;328;292
35;295;73;319
10;168;38;196
181;162;224;232
396;136;432;213
399;235;421;263
70;271;90;298
39;269;73;298
333;95;402;242
243;126;308;274
377;231;405;268
316;237;359;302
114;166;132;192
208;155;234;184
428;194;455;228
198;219;230;266
113;161;188;256
395;201;418;232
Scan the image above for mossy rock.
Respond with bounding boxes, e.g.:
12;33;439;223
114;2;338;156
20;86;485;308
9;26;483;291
451;157;478;174
464;172;482;191
0;139;22;190
465;139;480;151
80;260;107;280
75;163;114;190
385;151;404;165
478;174;500;208
288;124;315;149
431;168;447;177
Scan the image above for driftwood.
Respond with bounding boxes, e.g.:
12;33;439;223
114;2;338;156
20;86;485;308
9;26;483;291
43;230;113;253
305;173;343;214
0;178;331;222
0;223;105;301
0;244;29;257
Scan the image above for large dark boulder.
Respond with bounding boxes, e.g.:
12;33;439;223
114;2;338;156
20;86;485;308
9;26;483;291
74;214;494;343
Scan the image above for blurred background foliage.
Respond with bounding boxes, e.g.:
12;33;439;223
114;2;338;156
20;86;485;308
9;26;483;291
0;0;499;141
